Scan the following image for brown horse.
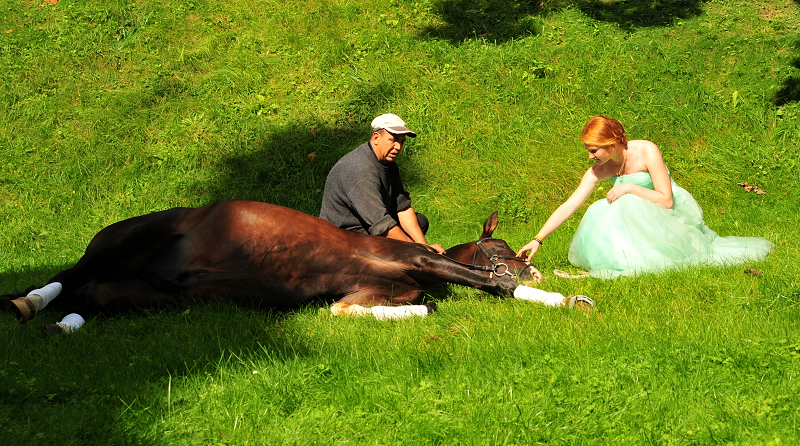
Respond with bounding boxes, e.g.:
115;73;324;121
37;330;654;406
10;200;588;333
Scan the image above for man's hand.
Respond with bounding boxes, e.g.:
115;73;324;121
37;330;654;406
426;244;446;255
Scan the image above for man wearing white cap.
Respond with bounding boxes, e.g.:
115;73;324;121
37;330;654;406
320;113;445;254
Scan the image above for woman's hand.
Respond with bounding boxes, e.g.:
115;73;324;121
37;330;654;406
517;240;541;262
606;183;631;204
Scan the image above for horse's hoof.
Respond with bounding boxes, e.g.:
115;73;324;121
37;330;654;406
568;295;595;312
424;302;438;314
44;323;66;337
9;296;37;324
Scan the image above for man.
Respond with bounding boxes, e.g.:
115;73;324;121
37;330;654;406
320;113;445;254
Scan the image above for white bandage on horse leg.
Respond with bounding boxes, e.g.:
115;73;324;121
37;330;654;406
513;285;567;307
330;302;371;317
26;282;63;311
56;313;85;333
371;305;429;320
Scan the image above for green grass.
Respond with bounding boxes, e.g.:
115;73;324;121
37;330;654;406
2;0;800;444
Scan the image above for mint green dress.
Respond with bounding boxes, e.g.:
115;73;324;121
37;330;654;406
568;171;774;279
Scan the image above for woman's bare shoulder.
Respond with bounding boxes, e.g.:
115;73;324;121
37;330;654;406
629;139;660;152
629;139;663;161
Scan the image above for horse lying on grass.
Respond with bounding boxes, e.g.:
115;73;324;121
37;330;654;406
9;200;593;335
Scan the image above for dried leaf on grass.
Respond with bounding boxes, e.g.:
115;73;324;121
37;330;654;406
737;181;766;195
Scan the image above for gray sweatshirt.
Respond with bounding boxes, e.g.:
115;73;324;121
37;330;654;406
319;141;412;235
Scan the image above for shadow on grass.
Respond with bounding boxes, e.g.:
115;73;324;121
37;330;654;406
419;0;553;43
577;0;710;31
190;82;401;216
1;282;322;445
0;264;71;298
772;0;800;105
774;41;800;106
420;0;710;44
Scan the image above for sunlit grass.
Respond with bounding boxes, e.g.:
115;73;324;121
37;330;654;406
2;0;800;444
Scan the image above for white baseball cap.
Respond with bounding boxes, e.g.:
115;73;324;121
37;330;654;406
371;113;417;137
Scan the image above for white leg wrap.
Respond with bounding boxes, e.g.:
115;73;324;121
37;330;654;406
57;313;85;333
371;305;429;320
27;282;63;310
330;302;371;317
513;285;567;307
347;304;371;317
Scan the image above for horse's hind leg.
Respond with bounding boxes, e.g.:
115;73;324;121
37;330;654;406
10;262;112;323
9;282;64;323
42;278;179;336
44;313;86;336
11;208;188;324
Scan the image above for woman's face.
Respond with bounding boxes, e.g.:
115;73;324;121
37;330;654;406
585;144;615;164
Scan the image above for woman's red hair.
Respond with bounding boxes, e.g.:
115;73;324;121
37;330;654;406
580;115;627;147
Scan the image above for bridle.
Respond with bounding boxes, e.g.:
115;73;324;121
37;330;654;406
446;238;534;279
474;238;535;279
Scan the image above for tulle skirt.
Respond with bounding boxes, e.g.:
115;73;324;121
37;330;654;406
568;183;773;279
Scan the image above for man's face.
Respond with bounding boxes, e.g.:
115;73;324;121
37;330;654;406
371;130;406;164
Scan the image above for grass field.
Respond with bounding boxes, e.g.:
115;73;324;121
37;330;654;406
2;0;800;444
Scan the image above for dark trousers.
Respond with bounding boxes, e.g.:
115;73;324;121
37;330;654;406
416;213;429;235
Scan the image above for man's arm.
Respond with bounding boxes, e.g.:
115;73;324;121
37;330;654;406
396;207;445;254
385;225;413;242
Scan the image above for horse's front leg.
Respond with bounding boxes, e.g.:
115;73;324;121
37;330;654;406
329;289;436;320
412;254;595;311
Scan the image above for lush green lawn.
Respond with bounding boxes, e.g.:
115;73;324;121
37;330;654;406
2;0;800;444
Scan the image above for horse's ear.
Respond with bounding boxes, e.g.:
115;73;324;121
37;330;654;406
481;212;499;239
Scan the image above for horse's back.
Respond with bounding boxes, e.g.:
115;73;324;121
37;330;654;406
162;201;361;304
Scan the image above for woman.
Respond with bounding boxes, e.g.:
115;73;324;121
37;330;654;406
517;115;773;279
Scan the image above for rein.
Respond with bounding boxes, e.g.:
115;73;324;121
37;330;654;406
445;238;534;279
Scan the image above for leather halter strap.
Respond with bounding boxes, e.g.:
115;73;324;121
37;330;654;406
445;238;533;279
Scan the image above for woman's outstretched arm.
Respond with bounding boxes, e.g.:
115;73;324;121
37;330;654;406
517;168;599;261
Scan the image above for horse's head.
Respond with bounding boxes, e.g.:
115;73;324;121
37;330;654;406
445;212;542;284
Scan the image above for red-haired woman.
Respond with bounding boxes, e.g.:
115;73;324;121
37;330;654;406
517;115;773;279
